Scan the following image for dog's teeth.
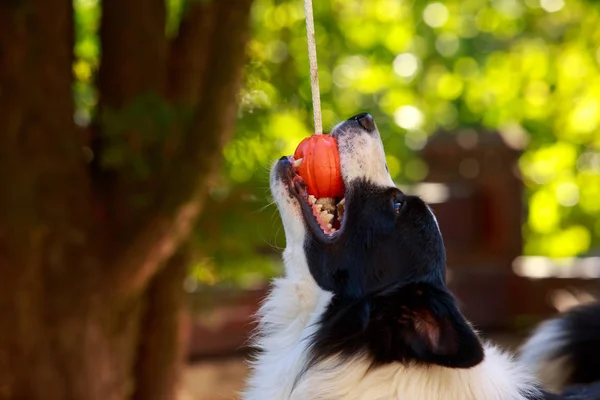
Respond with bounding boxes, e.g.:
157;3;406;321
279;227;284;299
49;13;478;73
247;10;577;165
293;158;303;168
321;212;334;223
316;197;336;212
308;195;316;204
316;197;335;206
331;228;337;233
338;198;345;206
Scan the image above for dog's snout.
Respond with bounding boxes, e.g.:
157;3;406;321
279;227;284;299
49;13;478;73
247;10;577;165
350;113;376;133
272;156;293;181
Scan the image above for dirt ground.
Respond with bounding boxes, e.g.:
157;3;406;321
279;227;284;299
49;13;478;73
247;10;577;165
179;333;523;400
179;356;248;400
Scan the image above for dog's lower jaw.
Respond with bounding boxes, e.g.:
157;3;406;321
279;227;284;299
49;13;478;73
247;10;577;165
270;176;317;282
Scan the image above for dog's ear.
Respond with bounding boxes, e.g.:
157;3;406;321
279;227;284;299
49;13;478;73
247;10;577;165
367;283;484;368
308;283;484;370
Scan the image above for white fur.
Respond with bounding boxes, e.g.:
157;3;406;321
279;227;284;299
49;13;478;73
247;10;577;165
518;318;571;393
292;345;540;400
427;205;442;234
244;123;542;400
242;165;333;400
242;274;332;400
332;121;395;188
245;263;541;400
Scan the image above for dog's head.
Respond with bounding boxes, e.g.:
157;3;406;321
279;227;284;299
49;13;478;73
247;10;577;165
271;113;446;295
270;113;483;369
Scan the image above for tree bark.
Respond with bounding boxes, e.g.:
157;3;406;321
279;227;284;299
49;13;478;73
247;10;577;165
133;248;190;400
0;0;253;398
110;1;253;296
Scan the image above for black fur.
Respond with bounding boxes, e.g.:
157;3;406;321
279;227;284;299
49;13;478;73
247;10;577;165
527;381;600;400
308;282;484;369
550;302;600;387
304;182;446;299
562;381;600;399
300;174;483;368
522;388;562;400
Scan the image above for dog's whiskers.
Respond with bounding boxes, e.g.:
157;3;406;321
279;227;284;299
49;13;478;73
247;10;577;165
254;200;276;214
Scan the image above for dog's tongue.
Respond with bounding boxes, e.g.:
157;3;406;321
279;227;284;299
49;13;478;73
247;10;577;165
293;135;344;198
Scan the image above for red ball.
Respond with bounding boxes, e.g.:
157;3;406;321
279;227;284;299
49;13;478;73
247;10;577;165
293;134;344;198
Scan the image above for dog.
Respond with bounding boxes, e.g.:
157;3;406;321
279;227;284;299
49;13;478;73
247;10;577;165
518;301;600;396
242;113;600;399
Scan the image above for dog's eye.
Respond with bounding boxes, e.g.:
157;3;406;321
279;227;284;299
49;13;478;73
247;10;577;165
391;191;404;215
394;202;402;214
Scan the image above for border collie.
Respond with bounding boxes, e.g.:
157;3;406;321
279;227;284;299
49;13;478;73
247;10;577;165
242;113;600;400
518;301;600;396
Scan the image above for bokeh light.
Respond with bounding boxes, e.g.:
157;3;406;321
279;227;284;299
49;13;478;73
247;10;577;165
73;0;600;285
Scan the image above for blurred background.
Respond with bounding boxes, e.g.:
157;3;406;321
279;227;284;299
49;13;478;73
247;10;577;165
76;0;600;398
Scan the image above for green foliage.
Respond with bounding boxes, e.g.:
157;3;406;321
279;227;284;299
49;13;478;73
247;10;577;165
200;0;600;286
73;0;600;287
99;93;181;177
73;0;100;125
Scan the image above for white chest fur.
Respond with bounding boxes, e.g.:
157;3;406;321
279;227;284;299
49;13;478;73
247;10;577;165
242;246;332;400
291;345;540;400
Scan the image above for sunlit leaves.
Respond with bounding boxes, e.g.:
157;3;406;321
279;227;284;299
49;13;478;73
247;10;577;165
394;105;424;130
68;0;600;286
73;0;100;125
520;142;578;184
423;3;450;28
529;190;560;233
220;0;600;269
526;225;591;258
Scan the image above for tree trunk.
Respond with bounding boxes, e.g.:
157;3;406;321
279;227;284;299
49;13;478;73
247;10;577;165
0;0;253;398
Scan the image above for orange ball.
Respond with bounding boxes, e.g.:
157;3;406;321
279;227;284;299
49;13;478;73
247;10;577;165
294;134;344;198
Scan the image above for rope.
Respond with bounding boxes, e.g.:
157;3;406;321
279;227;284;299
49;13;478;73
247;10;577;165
304;0;322;134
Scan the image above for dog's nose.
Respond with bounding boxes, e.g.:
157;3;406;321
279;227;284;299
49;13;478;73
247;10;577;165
349;113;376;133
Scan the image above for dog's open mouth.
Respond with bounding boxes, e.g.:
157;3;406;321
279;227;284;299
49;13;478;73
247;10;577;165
286;155;346;238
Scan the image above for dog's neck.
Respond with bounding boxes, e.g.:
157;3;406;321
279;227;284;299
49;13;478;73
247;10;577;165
283;242;312;282
279;213;317;282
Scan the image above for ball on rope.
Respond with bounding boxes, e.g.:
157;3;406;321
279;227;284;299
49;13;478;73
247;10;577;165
294;134;344;198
